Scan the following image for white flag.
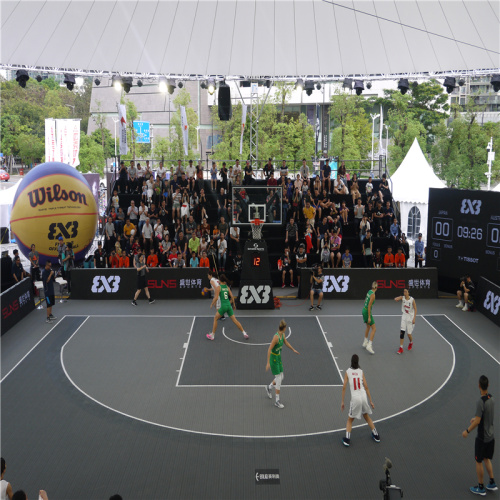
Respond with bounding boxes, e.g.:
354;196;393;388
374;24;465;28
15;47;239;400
45;119;56;162
240;104;247;155
70;120;80;167
118;104;128;155
180;106;189;156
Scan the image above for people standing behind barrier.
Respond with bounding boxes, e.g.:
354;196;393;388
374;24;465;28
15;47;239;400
61;242;74;294
285;218;298;252
220;162;228;190
243;160;254;185
372;248;383;268
415;233;425;268
28;244;41;283
299;159;309;180
42;260;56;323
12;255;27;283
264;158;274;180
118;161;128;193
94;241;107;268
128;160;138;193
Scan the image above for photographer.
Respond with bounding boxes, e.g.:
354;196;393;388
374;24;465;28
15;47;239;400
457;275;475;311
309;265;324;311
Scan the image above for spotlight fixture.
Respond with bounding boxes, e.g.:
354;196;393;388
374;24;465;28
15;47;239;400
137;80;143;87
304;80;315;96
316;82;322;90
397;78;410;95
491;74;500;92
295;79;304;91
64;74;76;91
112;75;123;91
443;76;456;94
200;81;207;89
94;78;101;86
207;78;216;95
265;79;272;88
366;81;372;90
354;80;364;96
122;77;133;94
158;76;168;93
15;69;29;88
241;80;251;88
167;79;176;94
458;78;465;87
178;81;184;88
342;78;353;90
36;75;43;83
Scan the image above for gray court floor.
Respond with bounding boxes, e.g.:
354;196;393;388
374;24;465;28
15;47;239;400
1;294;499;499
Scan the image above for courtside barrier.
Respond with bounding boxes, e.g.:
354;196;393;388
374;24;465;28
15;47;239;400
476;277;500;327
298;267;438;299
1;277;35;334
71;268;212;300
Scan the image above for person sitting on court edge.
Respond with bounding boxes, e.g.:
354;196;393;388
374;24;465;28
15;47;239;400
309;265;324;311
457;275;475;311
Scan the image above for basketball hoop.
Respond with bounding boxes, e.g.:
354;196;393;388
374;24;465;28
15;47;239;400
251;218;263;240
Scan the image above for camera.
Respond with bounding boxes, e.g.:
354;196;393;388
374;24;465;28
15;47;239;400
379;458;403;499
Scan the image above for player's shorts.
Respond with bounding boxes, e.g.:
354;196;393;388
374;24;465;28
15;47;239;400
137;275;146;290
282;265;290;272
362;308;374;325
218;303;234;317
348;394;372;420
400;316;414;334
270;354;283;376
46;294;55;307
475;438;495;463
311;288;322;297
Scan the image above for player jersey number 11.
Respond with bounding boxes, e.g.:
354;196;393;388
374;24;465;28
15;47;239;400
353;378;362;391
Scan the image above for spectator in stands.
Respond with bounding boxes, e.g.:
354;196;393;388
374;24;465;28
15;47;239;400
123;218;136;240
291;188;302;220
319;189;333;215
372;248;383;268
94;242;107;268
313;175;322;198
400;233;409;266
119;249;130;268
128;160;138;193
365;176;373;199
339;201;349;226
383;201;395;235
362;229;373;268
337;161;347;184
168;245;178;267
175;159;185;177
142;218;154;254
148;203;158;227
384;246;395;267
199;189;208;221
334;176;348;195
294;173;303;192
267;173;278;188
350;173;361;204
285;217;299;252
303;200;316;227
180;189;190;220
365;200;374;225
136;163;145;185
321;159;332;193
230;224;240;255
218;216;229;240
233;159;242;186
199;250;210;268
111;189;119;211
176;231;188;263
415;233;425;267
300;159;309;180
244;160;254;185
280;160;288;179
196;160;205;192
280;245;294;288
264;158;274;180
12;255;27;283
186;159;196;192
190;191;199;219
154;219;164;244
108;250;120;268
320;234;331;268
305;224;315;254
156;161;167;181
118;161;128;193
104;217;116;253
330;230;342;268
342;247;353;268
378;174;391;202
188;232;200;258
115;207;125;235
109;206;117;226
217;234;227;271
394;247;405;268
169;173;179;195
1;457;13;500
217;188;227;219
29;243;41;282
185;215;196;238
127;200;139;226
296;243;308;287
390;218;401;247
190;251;199;268
220;162;228;190
353;198;364;233
372;201;384;237
147;247;158;267
457;275;475;311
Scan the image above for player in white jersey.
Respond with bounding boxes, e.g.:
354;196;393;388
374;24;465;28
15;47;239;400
394;288;417;354
341;354;380;447
207;269;226;320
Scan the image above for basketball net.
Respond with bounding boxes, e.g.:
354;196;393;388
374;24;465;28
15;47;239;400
251;218;263;240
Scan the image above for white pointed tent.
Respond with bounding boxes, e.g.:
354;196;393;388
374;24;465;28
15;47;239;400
391;138;445;241
493;183;500;192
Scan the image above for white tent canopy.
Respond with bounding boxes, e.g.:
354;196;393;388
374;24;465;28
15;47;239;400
391;138;445;241
493;183;500;192
1;0;499;79
0;180;21;227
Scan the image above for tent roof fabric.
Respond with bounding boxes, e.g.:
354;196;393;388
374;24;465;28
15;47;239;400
1;0;499;78
391;138;445;204
493;183;500;192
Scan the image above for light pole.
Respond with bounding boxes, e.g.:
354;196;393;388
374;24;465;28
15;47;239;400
486;137;495;190
370;113;380;170
384;124;389;163
65;104;75;116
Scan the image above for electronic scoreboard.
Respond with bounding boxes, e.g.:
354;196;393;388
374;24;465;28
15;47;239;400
426;188;500;292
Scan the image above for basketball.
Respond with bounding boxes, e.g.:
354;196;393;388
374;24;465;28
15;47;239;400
10;162;98;265
201;287;210;296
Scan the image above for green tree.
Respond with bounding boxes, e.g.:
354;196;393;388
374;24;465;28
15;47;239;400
169;88;199;160
78;134;105;174
17;133;44;166
90;127;115;159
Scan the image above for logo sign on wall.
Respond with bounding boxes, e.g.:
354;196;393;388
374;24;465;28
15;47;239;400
255;469;280;485
237;280;274;309
1;278;35;334
133;121;150;143
476;277;500;327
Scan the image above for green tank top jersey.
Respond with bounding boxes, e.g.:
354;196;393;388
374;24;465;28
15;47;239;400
219;283;231;306
363;289;374;310
271;332;284;357
270;332;285;375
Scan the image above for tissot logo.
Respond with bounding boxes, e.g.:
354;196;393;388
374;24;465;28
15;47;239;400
239;285;272;304
376;279;406;289
460;199;482;215
483;291;500;316
91;276;121;293
323;276;350;293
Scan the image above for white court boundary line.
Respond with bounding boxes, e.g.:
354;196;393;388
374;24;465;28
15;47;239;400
222;326;292;346
59;314;404;318
316;316;344;384
444;314;499;365
175;316;196;387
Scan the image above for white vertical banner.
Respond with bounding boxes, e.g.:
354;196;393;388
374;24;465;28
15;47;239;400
118;104;128;155
56;119;65;163
70;120;80;167
60;119;72;165
180;105;189;156
45;119;56;162
240;104;247;155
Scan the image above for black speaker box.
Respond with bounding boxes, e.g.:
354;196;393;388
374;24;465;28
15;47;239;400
218;85;232;121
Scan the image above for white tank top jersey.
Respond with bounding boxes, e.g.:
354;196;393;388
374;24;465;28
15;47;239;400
347;368;366;396
401;297;415;317
210;277;220;291
0;479;8;500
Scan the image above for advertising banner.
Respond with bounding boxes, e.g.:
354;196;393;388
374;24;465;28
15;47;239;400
45;118;56;162
299;268;438;300
240;104;247;155
118;104;128;155
44;119;80;167
71;268;212;300
133;121;151;144
476;276;500;327
1;277;35;335
180;106;189;156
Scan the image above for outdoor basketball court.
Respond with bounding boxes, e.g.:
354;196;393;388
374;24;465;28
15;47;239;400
1;297;499;499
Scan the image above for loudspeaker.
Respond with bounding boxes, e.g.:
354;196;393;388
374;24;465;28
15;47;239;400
218;85;232;121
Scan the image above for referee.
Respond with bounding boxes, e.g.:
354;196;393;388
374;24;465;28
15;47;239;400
132;253;155;306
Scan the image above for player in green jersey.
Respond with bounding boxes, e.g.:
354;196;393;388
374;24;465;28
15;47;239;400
265;319;300;408
206;274;248;341
362;281;378;354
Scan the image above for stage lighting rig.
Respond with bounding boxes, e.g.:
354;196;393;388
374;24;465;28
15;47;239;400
397;78;410;95
112;76;123;91
443;76;456;94
16;70;29;88
354;80;364;95
64;74;76;91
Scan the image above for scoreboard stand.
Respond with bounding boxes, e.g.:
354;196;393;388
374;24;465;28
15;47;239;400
237;219;274;309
